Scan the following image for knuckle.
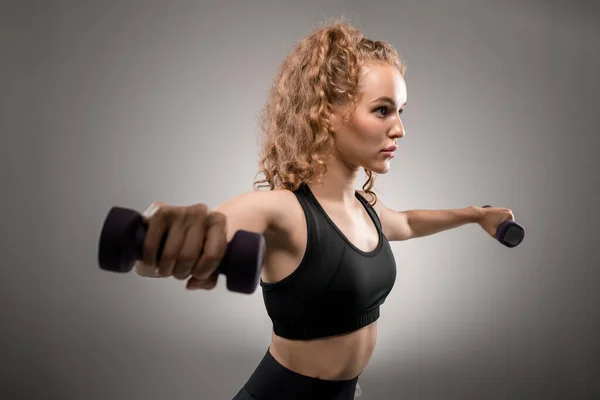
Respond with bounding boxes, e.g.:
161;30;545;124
184;204;209;225
157;204;184;222
190;203;209;218
197;203;209;214
209;211;227;226
176;207;189;223
153;205;169;221
174;207;188;221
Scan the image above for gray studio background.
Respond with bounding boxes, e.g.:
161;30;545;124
1;0;598;399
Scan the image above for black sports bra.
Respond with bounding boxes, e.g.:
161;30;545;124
260;183;397;340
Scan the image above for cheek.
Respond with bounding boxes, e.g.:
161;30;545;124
350;113;381;141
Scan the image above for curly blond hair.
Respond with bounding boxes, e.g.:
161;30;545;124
253;18;406;205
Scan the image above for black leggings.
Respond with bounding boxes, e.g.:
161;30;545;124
233;348;360;400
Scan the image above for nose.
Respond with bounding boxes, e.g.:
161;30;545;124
388;115;405;139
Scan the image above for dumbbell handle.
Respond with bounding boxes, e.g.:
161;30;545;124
97;206;265;294
481;205;525;248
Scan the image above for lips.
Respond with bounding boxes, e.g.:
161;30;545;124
382;145;398;152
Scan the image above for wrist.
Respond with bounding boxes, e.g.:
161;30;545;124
465;206;485;223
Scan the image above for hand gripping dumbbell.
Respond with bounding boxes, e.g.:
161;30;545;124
481;205;525;248
97;206;265;294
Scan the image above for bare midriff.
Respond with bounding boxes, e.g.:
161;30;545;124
268;322;378;381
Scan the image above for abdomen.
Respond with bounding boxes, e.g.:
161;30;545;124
269;322;378;380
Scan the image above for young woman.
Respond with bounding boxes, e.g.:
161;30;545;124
135;19;516;400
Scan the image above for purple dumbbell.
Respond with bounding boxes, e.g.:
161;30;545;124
97;206;266;294
482;205;525;248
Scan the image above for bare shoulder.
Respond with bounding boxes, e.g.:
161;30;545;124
256;188;304;236
357;190;411;241
214;188;302;241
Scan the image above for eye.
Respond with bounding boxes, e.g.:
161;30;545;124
374;106;389;117
374;106;404;117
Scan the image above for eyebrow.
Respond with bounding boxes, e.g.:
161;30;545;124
371;96;407;108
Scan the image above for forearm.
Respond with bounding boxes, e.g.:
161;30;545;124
406;206;484;239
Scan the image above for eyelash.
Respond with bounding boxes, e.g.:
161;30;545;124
374;106;403;117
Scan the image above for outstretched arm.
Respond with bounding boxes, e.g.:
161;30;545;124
381;205;484;241
134;190;284;279
362;192;513;242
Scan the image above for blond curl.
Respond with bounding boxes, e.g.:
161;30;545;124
253;17;406;205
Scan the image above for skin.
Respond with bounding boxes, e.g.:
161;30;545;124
135;61;516;382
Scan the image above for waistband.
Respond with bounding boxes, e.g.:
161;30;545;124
243;347;360;399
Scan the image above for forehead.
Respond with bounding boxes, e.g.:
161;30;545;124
357;63;407;105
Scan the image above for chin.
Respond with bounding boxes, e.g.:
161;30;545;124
366;162;391;175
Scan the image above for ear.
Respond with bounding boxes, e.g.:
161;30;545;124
328;106;346;133
329;112;340;133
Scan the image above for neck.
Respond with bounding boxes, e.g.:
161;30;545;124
307;153;361;207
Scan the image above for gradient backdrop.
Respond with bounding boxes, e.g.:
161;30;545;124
1;0;599;399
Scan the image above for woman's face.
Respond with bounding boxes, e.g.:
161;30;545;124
332;62;407;175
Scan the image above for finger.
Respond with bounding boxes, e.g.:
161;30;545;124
496;209;514;222
192;212;227;281
172;205;208;280
157;217;187;277
142;205;169;267
133;260;161;277
186;275;218;291
142;202;163;221
173;223;205;280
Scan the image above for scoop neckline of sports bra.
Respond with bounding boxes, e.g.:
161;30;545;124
303;184;383;257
